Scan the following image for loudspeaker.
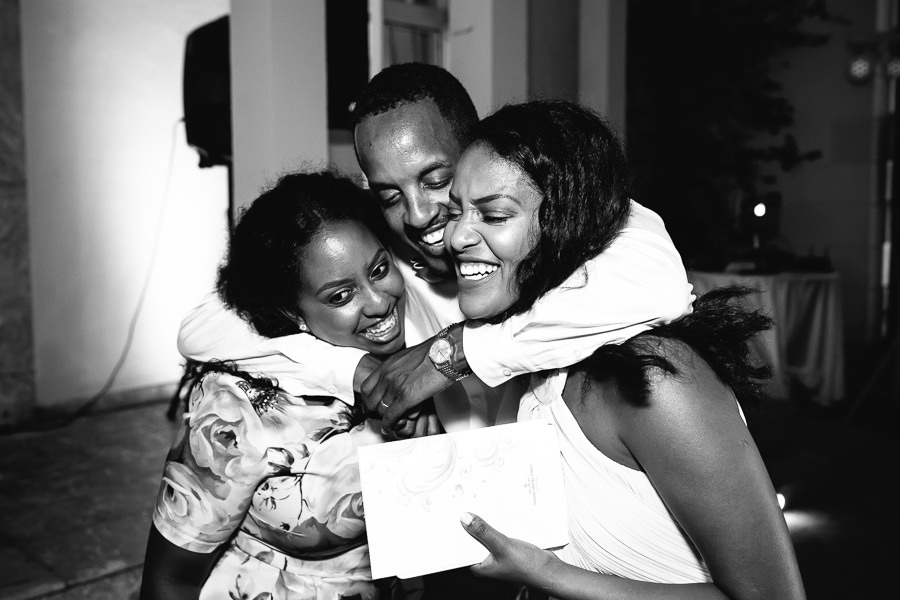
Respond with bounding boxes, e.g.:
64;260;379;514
183;4;368;164
326;0;369;131
183;15;231;168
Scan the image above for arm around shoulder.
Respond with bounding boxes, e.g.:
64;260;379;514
177;291;367;401
464;201;694;386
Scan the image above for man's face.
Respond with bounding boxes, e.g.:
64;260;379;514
354;99;461;280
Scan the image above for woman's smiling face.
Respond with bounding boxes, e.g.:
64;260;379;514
445;143;542;320
295;220;406;356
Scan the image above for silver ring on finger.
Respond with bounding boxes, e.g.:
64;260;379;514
379;399;390;411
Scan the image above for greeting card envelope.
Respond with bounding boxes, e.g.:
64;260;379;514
358;420;568;579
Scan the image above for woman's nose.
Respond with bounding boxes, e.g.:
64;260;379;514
361;283;392;316
447;215;479;252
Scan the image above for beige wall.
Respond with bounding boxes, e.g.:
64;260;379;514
230;0;329;214
21;0;230;407
12;0;630;415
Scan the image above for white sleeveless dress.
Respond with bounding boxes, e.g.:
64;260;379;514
518;369;713;584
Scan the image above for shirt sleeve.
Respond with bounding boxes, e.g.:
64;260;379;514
177;292;366;401
464;201;695;387
152;377;274;553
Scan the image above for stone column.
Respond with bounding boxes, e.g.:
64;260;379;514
0;0;36;427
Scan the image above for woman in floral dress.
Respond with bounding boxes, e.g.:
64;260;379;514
141;171;417;599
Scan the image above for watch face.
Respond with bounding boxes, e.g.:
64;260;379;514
428;338;453;364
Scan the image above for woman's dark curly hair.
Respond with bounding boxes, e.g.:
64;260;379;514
217;170;388;338
582;286;773;410
466;100;633;323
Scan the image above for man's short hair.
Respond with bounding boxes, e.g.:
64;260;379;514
351;62;478;144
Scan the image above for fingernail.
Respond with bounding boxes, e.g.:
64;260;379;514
460;512;474;526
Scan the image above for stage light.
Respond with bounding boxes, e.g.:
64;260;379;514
753;202;767;218
886;56;900;78
848;55;874;84
846;35;900;85
777;493;786;510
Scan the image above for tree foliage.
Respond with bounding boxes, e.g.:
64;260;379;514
626;0;848;263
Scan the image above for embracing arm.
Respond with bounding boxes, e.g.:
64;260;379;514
178;291;368;401
365;202;693;426
465;201;693;386
140;525;221;600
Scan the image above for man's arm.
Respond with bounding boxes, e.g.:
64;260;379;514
178;292;367;401
464;201;693;386
365;202;693;427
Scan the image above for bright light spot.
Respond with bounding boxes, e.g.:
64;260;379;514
849;57;873;81
782;510;835;538
753;202;767;218
887;58;900;79
777;493;786;510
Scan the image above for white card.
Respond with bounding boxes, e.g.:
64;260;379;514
358;420;569;579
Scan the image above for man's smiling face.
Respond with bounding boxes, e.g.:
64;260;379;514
354;99;461;280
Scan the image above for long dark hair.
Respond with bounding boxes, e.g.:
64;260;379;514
582;286;772;410
466;100;633;323
217;170;387;338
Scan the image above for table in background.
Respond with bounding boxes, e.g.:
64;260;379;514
688;271;845;405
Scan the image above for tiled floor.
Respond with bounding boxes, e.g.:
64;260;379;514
0;401;177;600
0;346;895;600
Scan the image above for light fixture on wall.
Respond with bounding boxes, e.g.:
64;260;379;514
846;34;900;85
846;31;900;340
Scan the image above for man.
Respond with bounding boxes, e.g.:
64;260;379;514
348;63;692;427
179;63;692;432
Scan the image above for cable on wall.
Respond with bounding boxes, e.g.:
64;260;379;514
2;118;184;434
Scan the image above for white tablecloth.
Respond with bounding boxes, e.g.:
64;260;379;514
688;271;845;405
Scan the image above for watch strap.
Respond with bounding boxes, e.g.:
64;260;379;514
435;360;469;382
432;323;471;382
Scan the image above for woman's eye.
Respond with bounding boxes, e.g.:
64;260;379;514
371;261;391;280
482;212;511;224
328;289;354;306
447;208;462;221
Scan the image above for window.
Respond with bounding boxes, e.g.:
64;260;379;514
383;0;447;67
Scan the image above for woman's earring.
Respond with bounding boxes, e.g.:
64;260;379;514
297;318;309;333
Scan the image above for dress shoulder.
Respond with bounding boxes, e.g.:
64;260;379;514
152;372;298;553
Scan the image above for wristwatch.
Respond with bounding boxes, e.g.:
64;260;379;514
428;324;471;382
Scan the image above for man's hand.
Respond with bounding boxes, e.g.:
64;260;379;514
353;353;383;393
381;399;444;439
460;512;557;588
360;338;454;430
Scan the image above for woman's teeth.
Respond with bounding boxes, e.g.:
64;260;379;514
421;227;444;246
362;308;400;341
459;262;499;280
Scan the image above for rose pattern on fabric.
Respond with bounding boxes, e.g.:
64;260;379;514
154;371;387;597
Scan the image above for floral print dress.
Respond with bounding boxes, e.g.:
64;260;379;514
152;371;389;599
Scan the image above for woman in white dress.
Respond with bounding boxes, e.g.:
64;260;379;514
445;100;806;600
